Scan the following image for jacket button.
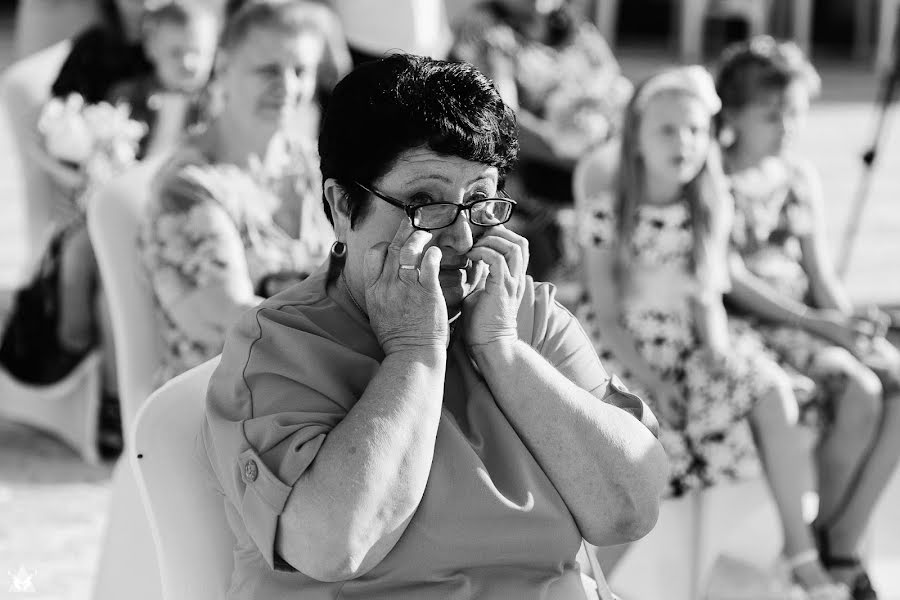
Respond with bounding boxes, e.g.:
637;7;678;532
245;459;259;482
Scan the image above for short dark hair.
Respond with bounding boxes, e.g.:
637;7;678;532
716;35;821;111
220;0;329;52
318;53;519;227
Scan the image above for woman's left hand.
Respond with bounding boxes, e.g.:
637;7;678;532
462;226;529;351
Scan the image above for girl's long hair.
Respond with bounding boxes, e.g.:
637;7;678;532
614;81;731;291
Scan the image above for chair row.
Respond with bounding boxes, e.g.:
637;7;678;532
595;0;900;71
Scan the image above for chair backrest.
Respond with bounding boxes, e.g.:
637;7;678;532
572;138;620;211
130;356;234;600
0;40;74;264
87;159;165;435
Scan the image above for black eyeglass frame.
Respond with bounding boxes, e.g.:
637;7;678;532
353;181;517;231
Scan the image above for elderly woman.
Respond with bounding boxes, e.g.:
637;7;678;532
200;54;667;598
139;0;338;385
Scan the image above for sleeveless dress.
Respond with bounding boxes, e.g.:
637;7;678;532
139;138;334;385
728;157;900;412
576;193;786;496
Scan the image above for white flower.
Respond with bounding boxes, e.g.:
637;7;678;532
38;93;95;164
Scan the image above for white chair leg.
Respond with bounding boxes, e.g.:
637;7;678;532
0;351;102;464
594;0;621;49
752;0;772;37
854;0;875;61
792;0;813;56
876;0;900;72
680;0;709;63
91;457;162;600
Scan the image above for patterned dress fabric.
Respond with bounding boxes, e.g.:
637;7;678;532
576;193;787;496
139;138;333;385
452;2;632;153
729;157;900;410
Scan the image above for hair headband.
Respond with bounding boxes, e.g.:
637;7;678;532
634;66;722;115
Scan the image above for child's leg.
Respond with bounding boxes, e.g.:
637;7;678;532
748;371;836;589
57;224;97;353
814;343;900;567
810;348;883;542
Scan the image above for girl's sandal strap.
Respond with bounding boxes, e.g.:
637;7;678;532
786;549;822;571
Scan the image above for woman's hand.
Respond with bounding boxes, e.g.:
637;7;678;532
363;220;449;356
462;226;529;351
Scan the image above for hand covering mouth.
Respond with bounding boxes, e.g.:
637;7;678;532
440;259;472;270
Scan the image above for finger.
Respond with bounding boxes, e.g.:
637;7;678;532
473;235;523;282
383;219;418;274
479;225;529;275
397;230;434;272
467;246;511;293
418;246;442;291
363;243;389;288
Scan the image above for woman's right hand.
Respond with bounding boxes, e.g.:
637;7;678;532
363;220;449;356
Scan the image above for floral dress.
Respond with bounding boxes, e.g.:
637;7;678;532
729;157;900;408
576;193;788;496
139;138;334;385
452;2;632;158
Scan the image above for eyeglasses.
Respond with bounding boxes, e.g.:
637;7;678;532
354;181;516;231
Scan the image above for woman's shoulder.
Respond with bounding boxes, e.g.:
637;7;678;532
149;144;254;225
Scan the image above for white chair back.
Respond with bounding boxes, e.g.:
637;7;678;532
0;40;74;266
130;356;234;600
87;160;164;436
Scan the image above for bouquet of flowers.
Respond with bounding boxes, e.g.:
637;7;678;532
544;71;633;160
37;93;148;209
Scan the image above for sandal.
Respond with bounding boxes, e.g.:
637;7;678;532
814;526;879;600
785;549;852;600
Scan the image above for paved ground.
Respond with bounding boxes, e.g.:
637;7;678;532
0;20;899;600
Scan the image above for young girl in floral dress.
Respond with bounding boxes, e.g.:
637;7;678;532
717;36;900;600
573;66;849;599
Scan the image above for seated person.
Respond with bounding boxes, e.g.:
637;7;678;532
139;0;336;386
451;0;632;279
199;53;667;599
46;0;218;385
45;0;156;362
108;0;220;158
717;36;900;599
574;65;850;598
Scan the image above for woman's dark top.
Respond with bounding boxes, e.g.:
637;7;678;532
51;25;154;103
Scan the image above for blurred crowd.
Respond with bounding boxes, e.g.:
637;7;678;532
1;0;899;598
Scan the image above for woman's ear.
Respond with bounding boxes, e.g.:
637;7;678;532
323;178;351;238
717;109;738;148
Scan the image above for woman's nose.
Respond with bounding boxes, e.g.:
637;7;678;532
435;210;475;253
270;68;297;95
181;52;200;75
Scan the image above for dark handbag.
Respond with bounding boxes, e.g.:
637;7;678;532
0;227;84;384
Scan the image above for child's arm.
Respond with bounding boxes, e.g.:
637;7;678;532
692;295;730;361
582;246;682;419
142;92;191;158
26;141;87;193
692;191;733;361
572;167;680;416
794;161;853;314
726;161;862;349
